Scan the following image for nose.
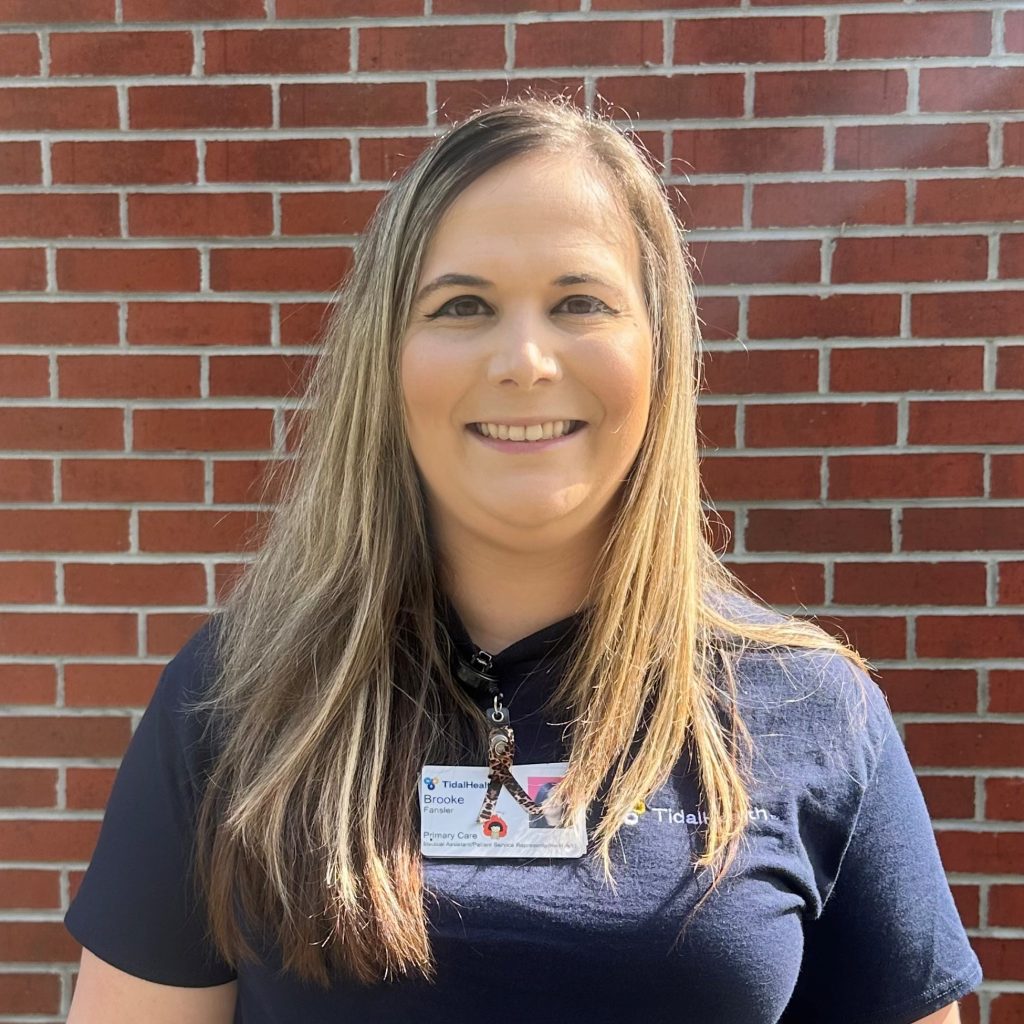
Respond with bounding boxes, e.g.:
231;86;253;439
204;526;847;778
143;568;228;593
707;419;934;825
484;313;562;388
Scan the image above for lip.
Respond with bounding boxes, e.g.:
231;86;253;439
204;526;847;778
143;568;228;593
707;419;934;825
465;422;587;453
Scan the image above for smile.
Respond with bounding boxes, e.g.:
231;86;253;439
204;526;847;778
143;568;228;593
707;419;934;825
465;419;587;452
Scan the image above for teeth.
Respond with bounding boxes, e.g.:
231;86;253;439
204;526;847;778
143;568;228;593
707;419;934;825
475;420;576;441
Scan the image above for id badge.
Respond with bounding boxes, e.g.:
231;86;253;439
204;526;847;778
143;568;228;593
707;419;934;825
420;762;587;859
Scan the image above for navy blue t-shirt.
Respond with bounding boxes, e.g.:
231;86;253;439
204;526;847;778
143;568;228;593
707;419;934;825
64;603;982;1023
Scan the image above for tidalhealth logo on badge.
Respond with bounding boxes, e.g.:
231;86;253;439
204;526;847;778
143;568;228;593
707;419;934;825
424;776;440;791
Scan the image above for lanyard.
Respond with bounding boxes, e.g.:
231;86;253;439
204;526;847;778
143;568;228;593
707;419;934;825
451;643;544;821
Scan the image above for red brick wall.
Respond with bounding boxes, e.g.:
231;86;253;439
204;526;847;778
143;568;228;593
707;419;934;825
1;2;1020;1020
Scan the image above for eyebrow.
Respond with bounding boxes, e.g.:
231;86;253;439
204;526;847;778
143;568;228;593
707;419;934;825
413;272;624;306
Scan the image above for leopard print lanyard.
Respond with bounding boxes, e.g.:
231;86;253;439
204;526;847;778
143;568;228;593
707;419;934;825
452;643;544;821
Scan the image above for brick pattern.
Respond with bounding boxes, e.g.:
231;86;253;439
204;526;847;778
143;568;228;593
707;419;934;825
0;3;1020;1020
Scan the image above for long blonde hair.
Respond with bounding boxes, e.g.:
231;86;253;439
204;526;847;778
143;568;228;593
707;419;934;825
188;94;873;987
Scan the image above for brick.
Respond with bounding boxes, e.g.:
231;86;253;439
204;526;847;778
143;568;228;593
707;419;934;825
210;246;350;292
518;20;661;67
669;184;744;230
700;455;820;501
755;69;907;116
0;33;41;75
839;12;990;59
0;141;41;184
66;767;118;809
0;921;80;963
594;73;744;119
53;140;197;185
129;192;273;238
128;301;270;345
280;82;426;128
133;408;273;451
831;345;983;393
723;561;824;607
209;353;315;397
280;189;387;236
0;769;57;809
829;453;983;500
1000;562;1024;604
123;0;264;19
278;301;331;346
437;0;570;8
746;401;896;447
992;455;1024;499
691;297;736;344
0;870;60;911
904;508;1024;553
833;234;987;283
0;87;117;130
916;177;1024;224
0;820;102;862
64;662;162;707
0;460;52;501
213;459;286;503
360;24;504;71
672;126;823;175
0;248;45;290
913;292;1024;338
0;562;56;604
279;0;416;10
206;138;350;183
58;355;199;399
0;354;48;396
915;773;976;816
0;510;127;553
675;16;823;64
359;135;432;181
130;85;272;129
64;562;206;606
951;883;981;928
754;180;904;228
696;240;821;285
0;193;119;240
204;27;348;74
0;407;122;451
139;509;265;553
814;614;906;659
0;664;55;704
1000;234;1024;279
835;123;988;171
921;67;1024;113
62;457;203;502
909;401;1024;445
435;79;584;124
0;0;113;21
974;937;1024;980
0;972;60;1014
834;561;986;607
147;611;211;654
746;508;892;553
214;561;248;602
0;714;130;755
991;992;1024;1024
57;247;199;293
50;30;193;75
918;614;1024;659
0;614;136;655
996;346;1024;389
701;349;817;395
991;886;1024;931
987;778;1024;820
0;302;117;346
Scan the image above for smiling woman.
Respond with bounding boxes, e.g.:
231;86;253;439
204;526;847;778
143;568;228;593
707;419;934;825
63;95;981;1024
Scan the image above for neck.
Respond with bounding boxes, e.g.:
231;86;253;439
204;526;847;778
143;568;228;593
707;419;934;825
434;517;607;655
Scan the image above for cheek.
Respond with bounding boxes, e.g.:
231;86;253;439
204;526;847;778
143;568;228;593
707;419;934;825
400;336;459;430
589;337;653;430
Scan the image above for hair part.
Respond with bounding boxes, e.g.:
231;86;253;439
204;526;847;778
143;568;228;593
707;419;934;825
187;92;873;987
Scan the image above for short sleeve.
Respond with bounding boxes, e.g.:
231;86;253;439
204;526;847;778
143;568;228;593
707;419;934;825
780;683;982;1024
63;620;237;988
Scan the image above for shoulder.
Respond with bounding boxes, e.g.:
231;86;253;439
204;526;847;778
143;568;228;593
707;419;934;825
710;593;894;784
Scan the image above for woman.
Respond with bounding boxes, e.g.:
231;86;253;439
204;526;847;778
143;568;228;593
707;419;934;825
64;96;981;1023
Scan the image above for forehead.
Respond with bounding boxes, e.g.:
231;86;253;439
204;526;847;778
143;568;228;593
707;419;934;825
421;150;640;279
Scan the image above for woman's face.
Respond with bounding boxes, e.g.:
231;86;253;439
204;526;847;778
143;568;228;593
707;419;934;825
400;150;653;551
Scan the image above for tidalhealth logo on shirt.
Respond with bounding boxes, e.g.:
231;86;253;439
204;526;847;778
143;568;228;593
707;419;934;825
622;802;771;826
